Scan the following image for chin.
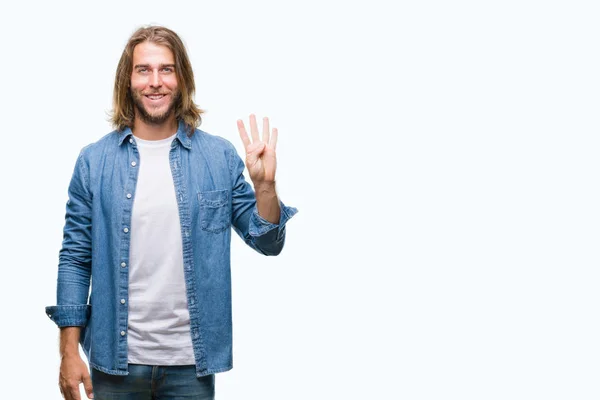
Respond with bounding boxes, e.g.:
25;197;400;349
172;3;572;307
133;92;180;125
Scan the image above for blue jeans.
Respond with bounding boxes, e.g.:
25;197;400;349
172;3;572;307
91;364;215;399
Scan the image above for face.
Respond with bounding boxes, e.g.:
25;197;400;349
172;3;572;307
130;41;180;126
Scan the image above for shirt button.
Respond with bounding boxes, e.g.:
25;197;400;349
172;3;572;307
123;227;129;233
121;262;126;268
129;138;133;144
120;331;126;336
131;161;137;167
120;299;126;304
126;193;132;199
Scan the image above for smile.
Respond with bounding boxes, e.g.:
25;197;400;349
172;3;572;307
145;94;167;101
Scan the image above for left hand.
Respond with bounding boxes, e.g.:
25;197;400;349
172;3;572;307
237;114;278;185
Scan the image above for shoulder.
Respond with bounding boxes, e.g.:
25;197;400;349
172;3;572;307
68;130;123;175
191;129;244;174
78;130;122;160
192;129;241;164
193;128;236;152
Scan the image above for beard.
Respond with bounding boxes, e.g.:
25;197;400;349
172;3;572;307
131;89;182;126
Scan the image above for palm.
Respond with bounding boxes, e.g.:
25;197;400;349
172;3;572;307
237;114;278;184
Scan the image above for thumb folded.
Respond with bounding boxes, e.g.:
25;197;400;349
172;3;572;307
247;142;266;164
250;142;266;156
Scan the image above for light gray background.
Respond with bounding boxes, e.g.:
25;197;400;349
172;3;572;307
1;0;598;399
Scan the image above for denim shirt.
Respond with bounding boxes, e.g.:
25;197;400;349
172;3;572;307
45;120;297;377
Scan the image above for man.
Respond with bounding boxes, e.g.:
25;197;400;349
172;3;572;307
45;25;297;400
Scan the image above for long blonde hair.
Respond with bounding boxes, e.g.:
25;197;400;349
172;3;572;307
111;25;203;134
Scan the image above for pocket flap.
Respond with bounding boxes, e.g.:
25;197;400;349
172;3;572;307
198;189;229;207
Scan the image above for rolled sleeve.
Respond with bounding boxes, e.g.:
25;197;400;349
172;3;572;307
45;305;91;327
249;200;298;240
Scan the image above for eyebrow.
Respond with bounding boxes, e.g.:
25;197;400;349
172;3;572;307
133;64;176;69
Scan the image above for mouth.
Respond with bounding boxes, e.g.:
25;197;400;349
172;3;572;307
144;94;167;101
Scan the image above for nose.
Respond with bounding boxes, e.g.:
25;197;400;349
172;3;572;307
149;70;162;89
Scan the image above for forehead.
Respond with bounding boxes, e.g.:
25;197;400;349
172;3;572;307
132;41;175;65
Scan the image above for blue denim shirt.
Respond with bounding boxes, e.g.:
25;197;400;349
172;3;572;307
45;120;297;377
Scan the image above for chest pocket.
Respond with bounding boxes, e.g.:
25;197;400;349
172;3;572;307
198;189;231;233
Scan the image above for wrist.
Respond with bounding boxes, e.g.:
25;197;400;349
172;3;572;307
60;350;81;360
253;181;276;193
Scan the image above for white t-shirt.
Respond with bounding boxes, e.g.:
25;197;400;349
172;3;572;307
127;132;195;365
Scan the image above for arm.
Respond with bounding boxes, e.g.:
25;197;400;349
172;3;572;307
231;115;297;255
45;151;94;399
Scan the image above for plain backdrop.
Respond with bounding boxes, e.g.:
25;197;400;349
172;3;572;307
1;0;599;399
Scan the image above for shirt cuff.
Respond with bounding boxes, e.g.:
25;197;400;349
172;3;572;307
45;305;91;328
248;200;298;238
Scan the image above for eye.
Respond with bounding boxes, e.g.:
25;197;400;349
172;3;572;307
137;68;148;73
161;67;174;73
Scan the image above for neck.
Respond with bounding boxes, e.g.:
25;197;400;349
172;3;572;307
132;114;178;140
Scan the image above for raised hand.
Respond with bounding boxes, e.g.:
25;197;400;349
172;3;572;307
237;114;278;186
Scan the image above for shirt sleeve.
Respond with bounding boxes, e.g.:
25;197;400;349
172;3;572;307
45;150;93;327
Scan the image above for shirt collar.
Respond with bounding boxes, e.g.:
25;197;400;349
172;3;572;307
117;119;193;149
